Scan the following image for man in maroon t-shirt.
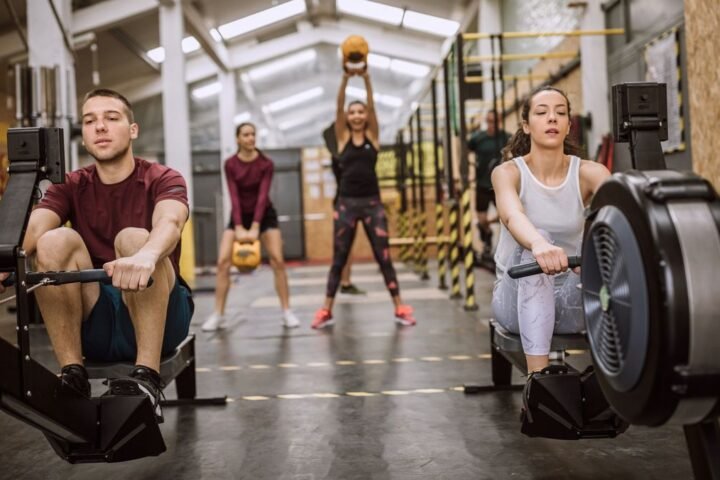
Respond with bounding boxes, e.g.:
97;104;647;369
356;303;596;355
0;89;191;422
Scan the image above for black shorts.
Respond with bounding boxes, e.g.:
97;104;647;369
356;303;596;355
227;205;279;232
476;188;495;212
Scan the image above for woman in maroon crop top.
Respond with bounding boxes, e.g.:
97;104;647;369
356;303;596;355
202;122;300;331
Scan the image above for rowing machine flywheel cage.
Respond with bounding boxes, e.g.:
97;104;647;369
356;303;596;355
582;170;720;426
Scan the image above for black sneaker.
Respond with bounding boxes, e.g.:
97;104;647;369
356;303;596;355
106;366;166;423
340;283;366;295
60;364;91;399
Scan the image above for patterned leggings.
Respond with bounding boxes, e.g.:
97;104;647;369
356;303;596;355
491;231;584;355
325;196;399;298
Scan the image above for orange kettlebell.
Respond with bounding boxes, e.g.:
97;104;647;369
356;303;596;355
341;35;369;73
231;240;261;273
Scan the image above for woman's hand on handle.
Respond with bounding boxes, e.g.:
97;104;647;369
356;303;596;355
234;226;250;242
234;225;259;244
530;239;569;275
247;223;260;242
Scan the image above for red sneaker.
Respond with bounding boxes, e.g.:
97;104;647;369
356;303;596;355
394;304;416;326
312;308;334;329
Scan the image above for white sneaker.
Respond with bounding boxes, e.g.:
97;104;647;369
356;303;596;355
282;309;300;329
201;313;227;332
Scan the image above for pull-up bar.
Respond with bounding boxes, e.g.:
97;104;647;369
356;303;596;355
465;73;552;84
465;50;578;63
462;28;624;40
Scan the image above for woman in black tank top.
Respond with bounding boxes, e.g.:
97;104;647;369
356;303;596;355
312;68;415;329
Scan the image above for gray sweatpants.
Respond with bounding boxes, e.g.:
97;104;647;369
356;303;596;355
491;241;584;356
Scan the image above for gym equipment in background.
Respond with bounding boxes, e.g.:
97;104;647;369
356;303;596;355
341;35;369;73
232;240;261;273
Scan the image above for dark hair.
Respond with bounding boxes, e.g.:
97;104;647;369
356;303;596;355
235;122;256;137
82;88;134;123
501;86;583;161
347;100;366;110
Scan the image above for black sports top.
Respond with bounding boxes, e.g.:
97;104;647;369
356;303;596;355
337;137;380;198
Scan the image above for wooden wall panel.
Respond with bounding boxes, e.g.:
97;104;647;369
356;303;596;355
685;0;720;190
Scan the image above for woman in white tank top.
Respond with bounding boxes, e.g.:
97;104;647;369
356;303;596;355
491;87;610;373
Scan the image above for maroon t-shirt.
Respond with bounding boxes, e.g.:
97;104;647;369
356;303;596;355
37;158;188;276
224;152;274;226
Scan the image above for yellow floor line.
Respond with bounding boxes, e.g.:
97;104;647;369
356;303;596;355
413;388;445;394
197;354;491;373
448;355;473;360
346;392;377;397
233;385;513;402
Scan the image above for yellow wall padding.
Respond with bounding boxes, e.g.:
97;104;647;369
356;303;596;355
179;217;196;288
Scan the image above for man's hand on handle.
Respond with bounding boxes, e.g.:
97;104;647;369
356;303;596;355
104;251;158;291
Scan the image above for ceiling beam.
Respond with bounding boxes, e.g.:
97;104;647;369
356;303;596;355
108;27;160;72
72;0;159;35
0;0;159;60
305;0;337;25
0;30;25;59
183;3;230;73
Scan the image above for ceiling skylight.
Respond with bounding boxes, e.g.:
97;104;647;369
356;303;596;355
402;10;459;37
248;49;318;81
191;81;222;99
233;111;252;124
147;36;201;63
265;86;325;113
336;0;404;26
218;0;306;40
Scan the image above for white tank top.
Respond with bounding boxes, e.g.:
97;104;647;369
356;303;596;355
494;156;584;278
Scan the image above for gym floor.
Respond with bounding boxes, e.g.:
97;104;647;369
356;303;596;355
0;263;693;479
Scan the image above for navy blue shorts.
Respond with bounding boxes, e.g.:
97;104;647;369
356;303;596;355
81;279;194;362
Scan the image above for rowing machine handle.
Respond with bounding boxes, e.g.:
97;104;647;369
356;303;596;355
1;270;154;287
507;256;581;279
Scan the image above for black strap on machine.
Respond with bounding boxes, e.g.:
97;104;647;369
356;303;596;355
612;82;669;171
521;365;629;440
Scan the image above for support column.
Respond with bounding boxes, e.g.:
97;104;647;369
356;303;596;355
159;0;193;207
27;0;76;169
218;70;236;236
580;0;611;158
478;0;502;104
159;0;195;284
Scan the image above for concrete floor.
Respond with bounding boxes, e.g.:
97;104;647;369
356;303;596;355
0;262;693;479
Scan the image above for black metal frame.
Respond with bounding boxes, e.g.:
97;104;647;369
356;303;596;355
0;127;224;463
431;79;449;290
